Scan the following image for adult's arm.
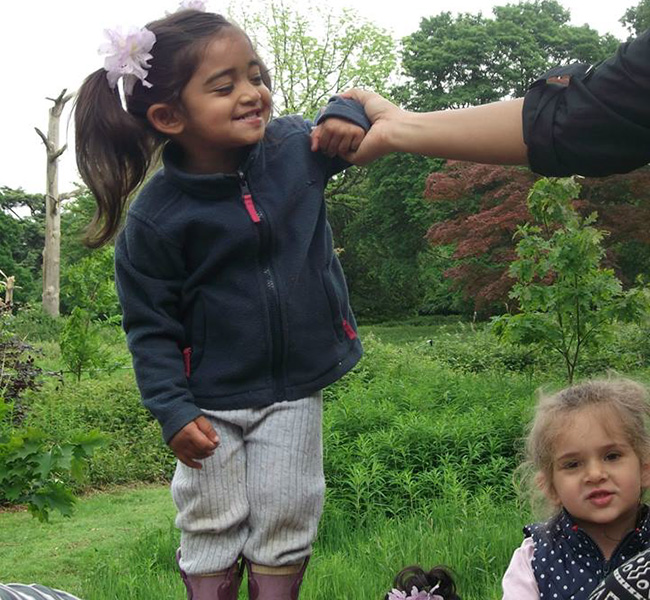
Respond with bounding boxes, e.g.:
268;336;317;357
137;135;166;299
344;29;650;176
339;90;527;166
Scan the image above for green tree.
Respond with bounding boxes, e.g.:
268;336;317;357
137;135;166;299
61;246;119;320
621;0;650;36
493;178;649;383
60;186;98;268
398;0;618;111
0;187;45;305
329;154;443;319
231;0;398;117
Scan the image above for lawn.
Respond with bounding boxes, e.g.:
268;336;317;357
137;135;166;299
2;316;648;598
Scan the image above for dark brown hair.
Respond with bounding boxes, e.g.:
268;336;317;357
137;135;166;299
75;10;271;247
386;565;461;600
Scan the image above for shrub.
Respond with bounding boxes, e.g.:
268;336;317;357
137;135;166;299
23;372;174;487
323;335;540;519
59;307;118;382
0;305;103;520
493;177;650;383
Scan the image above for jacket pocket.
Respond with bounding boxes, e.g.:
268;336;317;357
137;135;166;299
321;268;359;342
322;269;344;341
184;295;206;376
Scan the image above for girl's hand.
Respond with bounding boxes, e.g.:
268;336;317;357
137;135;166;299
337;89;403;165
169;416;220;469
310;117;365;159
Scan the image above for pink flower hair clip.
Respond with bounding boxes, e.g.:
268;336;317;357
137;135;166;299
99;26;156;96
387;585;444;600
178;0;207;10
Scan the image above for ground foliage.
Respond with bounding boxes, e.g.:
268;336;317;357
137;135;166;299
0;306;103;521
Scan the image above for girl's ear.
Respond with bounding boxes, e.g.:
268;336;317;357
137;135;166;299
641;461;650;489
536;472;560;506
146;103;185;136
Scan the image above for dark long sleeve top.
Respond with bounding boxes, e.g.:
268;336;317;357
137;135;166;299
523;29;650;177
115;99;369;442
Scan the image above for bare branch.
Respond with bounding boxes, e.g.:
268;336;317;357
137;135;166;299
52;144;68;162
34;127;50;149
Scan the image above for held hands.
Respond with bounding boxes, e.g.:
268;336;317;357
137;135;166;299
310;117;365;160
336;89;403;165
169;415;220;469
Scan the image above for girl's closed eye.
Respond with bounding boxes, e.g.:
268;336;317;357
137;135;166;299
213;84;234;94
561;459;580;470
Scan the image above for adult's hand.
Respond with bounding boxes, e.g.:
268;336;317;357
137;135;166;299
338;88;403;165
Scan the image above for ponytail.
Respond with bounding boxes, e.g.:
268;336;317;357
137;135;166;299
75;69;161;248
74;10;268;248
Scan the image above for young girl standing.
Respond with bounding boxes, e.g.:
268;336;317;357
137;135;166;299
74;8;370;600
502;379;650;600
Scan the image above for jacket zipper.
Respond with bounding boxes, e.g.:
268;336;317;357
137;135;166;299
575;522;643;576
238;170;285;397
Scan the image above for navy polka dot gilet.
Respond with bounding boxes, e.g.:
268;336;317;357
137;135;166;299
525;506;650;600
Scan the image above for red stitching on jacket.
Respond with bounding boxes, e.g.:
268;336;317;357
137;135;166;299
342;319;357;340
243;194;261;223
183;347;192;377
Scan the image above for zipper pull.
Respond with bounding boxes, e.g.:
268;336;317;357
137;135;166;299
238;170;260;223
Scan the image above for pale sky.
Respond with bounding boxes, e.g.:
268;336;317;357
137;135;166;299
0;0;632;195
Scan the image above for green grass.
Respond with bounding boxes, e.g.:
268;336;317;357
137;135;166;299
0;485;175;595
5;315;650;597
0;484;528;600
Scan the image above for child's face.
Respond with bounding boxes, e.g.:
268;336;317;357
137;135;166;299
546;406;650;540
175;30;272;173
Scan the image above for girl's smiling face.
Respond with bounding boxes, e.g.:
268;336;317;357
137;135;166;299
170;29;272;173
546;405;650;545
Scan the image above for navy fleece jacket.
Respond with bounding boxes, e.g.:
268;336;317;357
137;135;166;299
115;98;369;442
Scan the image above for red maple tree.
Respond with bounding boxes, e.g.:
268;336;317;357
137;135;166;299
424;161;650;314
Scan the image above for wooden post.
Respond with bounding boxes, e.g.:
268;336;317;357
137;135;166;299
35;89;74;318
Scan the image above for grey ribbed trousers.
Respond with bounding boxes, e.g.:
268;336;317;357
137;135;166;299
172;393;324;575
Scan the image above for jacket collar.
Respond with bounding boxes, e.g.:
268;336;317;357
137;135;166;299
161;141;262;199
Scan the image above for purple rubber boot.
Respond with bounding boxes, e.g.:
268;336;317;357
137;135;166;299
245;557;309;600
177;548;243;600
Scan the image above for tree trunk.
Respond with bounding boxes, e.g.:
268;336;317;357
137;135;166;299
4;276;15;306
35;89;73;318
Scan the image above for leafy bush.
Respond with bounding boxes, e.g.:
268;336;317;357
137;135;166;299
59;307;118;381
493;177;650;383
0;427;104;521
23;372;174;487
0;305;103;520
60;246;120;319
323;335;540;519
9;304;62;342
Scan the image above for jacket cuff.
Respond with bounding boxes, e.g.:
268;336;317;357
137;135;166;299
152;400;204;444
315;96;372;131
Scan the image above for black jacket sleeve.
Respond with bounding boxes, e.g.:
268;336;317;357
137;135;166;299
313;96;372;176
523;29;650;177
115;212;203;443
